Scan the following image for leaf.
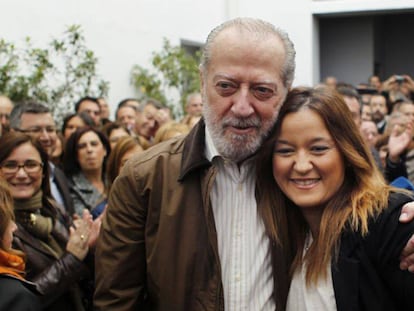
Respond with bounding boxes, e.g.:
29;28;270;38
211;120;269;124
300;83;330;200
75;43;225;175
0;24;109;126
130;38;201;118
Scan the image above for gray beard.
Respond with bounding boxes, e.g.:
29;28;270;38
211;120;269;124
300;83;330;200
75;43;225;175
203;104;278;163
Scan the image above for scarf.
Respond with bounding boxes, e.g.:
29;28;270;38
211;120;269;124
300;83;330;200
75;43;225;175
0;249;25;280
14;190;43;212
14;191;53;240
14;191;64;259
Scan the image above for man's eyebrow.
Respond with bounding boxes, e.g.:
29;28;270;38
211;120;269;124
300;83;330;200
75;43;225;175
213;74;237;82
213;74;278;87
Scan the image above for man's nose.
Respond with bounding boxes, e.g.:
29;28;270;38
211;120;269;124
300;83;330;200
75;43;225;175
39;128;51;140
231;87;254;117
1;115;8;125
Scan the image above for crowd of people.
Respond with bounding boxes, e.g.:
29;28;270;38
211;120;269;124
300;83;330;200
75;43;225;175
0;17;414;310
0;92;199;310
323;73;414;188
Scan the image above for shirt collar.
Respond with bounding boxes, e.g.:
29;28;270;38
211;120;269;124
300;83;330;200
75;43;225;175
48;161;55;178
205;124;220;162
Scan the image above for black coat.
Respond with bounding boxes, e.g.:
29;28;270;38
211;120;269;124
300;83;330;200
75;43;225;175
0;274;41;311
332;192;414;311
53;165;75;216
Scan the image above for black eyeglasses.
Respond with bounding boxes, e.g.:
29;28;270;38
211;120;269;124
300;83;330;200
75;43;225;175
0;160;43;174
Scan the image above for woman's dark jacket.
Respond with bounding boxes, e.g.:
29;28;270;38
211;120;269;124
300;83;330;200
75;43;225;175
332;192;414;311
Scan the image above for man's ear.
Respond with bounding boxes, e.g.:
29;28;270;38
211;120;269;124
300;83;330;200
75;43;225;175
199;66;205;94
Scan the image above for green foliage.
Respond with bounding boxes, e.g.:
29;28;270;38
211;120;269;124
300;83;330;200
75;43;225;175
0;25;109;125
130;38;201;118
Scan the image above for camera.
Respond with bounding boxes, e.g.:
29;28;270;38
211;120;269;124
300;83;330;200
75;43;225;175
395;75;405;83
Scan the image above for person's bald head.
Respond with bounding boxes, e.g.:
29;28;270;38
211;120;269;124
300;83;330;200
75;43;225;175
0;95;14;132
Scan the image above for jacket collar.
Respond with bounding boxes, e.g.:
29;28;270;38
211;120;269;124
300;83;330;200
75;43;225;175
178;119;211;181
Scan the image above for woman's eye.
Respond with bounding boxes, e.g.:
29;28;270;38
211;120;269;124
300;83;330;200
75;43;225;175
311;145;330;153
274;148;294;155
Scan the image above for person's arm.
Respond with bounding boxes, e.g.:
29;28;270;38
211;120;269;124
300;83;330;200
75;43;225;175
403;75;414;94
373;194;414;309
384;122;412;182
12;234;90;308
94;162;148;310
399;202;414;271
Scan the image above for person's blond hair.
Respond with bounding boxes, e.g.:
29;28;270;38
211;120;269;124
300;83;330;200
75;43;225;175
153;122;190;145
0;177;24;258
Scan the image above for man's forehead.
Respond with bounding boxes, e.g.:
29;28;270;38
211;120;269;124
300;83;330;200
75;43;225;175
21;112;55;126
80;100;100;110
0;97;13;108
190;97;202;105
0;105;11;113
144;104;157;114
119;106;136;114
400;103;414;110
371;96;385;104
212;26;284;54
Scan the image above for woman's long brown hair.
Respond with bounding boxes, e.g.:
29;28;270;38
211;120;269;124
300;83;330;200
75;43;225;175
257;86;396;287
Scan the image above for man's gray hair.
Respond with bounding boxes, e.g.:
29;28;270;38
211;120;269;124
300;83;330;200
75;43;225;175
9;101;51;130
185;92;201;107
199;17;296;88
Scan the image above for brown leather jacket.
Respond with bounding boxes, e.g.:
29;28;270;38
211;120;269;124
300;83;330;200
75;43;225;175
94;120;286;310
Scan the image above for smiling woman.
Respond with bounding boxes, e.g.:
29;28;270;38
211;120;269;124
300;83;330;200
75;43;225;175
256;86;414;310
0;132;95;311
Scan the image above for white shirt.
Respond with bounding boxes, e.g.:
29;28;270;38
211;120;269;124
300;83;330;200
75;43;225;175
49;162;64;208
286;234;337;311
205;126;275;311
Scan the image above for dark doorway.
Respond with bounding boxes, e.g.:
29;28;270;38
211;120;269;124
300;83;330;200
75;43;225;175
319;12;414;86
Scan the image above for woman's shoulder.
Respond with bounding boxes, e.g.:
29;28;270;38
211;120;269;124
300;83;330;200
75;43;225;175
387;191;414;210
69;172;94;191
370;191;414;231
0;273;38;290
0;275;41;310
362;191;414;261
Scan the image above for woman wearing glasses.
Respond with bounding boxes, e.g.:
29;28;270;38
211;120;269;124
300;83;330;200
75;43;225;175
0;132;95;311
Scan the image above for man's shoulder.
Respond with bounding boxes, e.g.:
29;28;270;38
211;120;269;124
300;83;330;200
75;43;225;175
133;135;186;164
121;122;207;181
121;136;187;178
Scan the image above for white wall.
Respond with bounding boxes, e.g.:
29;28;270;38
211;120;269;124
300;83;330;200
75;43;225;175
2;0;414;116
0;0;227;115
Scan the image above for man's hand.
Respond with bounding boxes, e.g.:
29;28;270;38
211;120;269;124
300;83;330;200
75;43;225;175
382;75;399;92
400;202;414;272
403;74;414;92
